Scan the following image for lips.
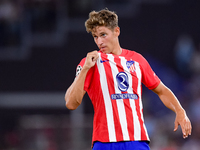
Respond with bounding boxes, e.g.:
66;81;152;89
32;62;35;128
100;46;106;52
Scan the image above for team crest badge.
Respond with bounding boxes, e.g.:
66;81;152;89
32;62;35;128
126;60;135;73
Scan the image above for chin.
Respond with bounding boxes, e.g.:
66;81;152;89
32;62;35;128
103;51;110;54
100;50;107;54
100;48;110;54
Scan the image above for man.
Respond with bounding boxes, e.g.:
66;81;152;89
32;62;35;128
65;9;192;150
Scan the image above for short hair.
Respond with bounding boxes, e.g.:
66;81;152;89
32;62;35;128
85;8;118;33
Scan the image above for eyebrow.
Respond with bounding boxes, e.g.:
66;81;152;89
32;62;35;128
100;32;106;34
92;31;106;36
92;33;97;37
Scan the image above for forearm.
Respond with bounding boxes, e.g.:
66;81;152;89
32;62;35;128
159;87;184;113
153;82;192;138
65;68;88;110
153;82;184;113
65;50;99;110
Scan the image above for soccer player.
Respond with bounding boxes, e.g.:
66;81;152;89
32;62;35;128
65;9;192;150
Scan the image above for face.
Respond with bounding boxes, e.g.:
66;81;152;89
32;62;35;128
92;26;120;54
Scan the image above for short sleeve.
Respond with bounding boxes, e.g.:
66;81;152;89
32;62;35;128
140;56;160;90
75;58;94;91
75;58;86;77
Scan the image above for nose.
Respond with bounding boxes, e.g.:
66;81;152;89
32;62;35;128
96;37;103;47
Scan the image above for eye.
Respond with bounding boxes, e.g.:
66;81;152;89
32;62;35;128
101;33;106;37
93;35;97;39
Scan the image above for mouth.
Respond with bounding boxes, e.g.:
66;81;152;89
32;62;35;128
100;46;106;52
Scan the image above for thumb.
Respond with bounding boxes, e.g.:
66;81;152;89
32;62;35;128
174;121;178;132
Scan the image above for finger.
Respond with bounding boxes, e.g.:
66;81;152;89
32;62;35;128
92;55;99;61
180;123;187;138
174;121;178;132
90;51;99;60
185;123;190;136
189;122;192;135
87;53;98;62
184;119;192;138
182;121;192;138
186;121;192;136
84;52;99;69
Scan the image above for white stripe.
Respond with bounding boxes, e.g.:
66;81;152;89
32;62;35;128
135;62;149;140
109;55;130;141
97;53;116;142
120;57;141;140
132;61;142;140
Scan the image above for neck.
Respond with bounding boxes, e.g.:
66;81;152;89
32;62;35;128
111;38;122;55
111;47;122;55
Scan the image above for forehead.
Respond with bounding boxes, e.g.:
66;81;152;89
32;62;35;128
92;26;112;35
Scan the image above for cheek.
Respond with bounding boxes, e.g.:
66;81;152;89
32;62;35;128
94;39;98;45
109;38;115;46
105;37;111;44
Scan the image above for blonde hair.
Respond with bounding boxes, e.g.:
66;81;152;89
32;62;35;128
85;8;118;33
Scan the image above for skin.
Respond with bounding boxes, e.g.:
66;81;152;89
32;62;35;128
152;82;192;138
92;26;121;55
65;26;192;139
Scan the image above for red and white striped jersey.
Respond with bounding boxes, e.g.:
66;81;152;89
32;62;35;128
76;49;160;145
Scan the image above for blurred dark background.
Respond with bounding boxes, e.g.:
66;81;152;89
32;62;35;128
0;0;200;149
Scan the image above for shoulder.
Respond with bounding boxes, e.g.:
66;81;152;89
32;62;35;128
78;57;86;66
122;48;140;55
75;57;86;77
122;48;146;61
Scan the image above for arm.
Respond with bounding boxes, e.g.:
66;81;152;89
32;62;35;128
152;82;192;138
65;51;99;110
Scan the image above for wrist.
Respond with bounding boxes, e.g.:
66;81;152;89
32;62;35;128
175;107;185;115
82;66;91;71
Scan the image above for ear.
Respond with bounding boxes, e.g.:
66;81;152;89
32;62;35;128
114;27;120;36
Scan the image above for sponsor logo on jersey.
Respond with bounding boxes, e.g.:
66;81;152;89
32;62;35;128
112;71;138;100
111;93;138;100
116;72;129;92
126;60;135;73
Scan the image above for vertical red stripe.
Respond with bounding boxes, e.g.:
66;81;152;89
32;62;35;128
123;55;147;141
114;56;134;141
102;54;123;142
135;97;148;140
89;64;110;144
129;61;147;141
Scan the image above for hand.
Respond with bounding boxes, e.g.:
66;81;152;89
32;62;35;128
83;50;99;70
174;110;192;138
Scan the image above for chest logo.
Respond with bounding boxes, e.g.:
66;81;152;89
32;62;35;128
116;72;129;92
126;60;135;73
